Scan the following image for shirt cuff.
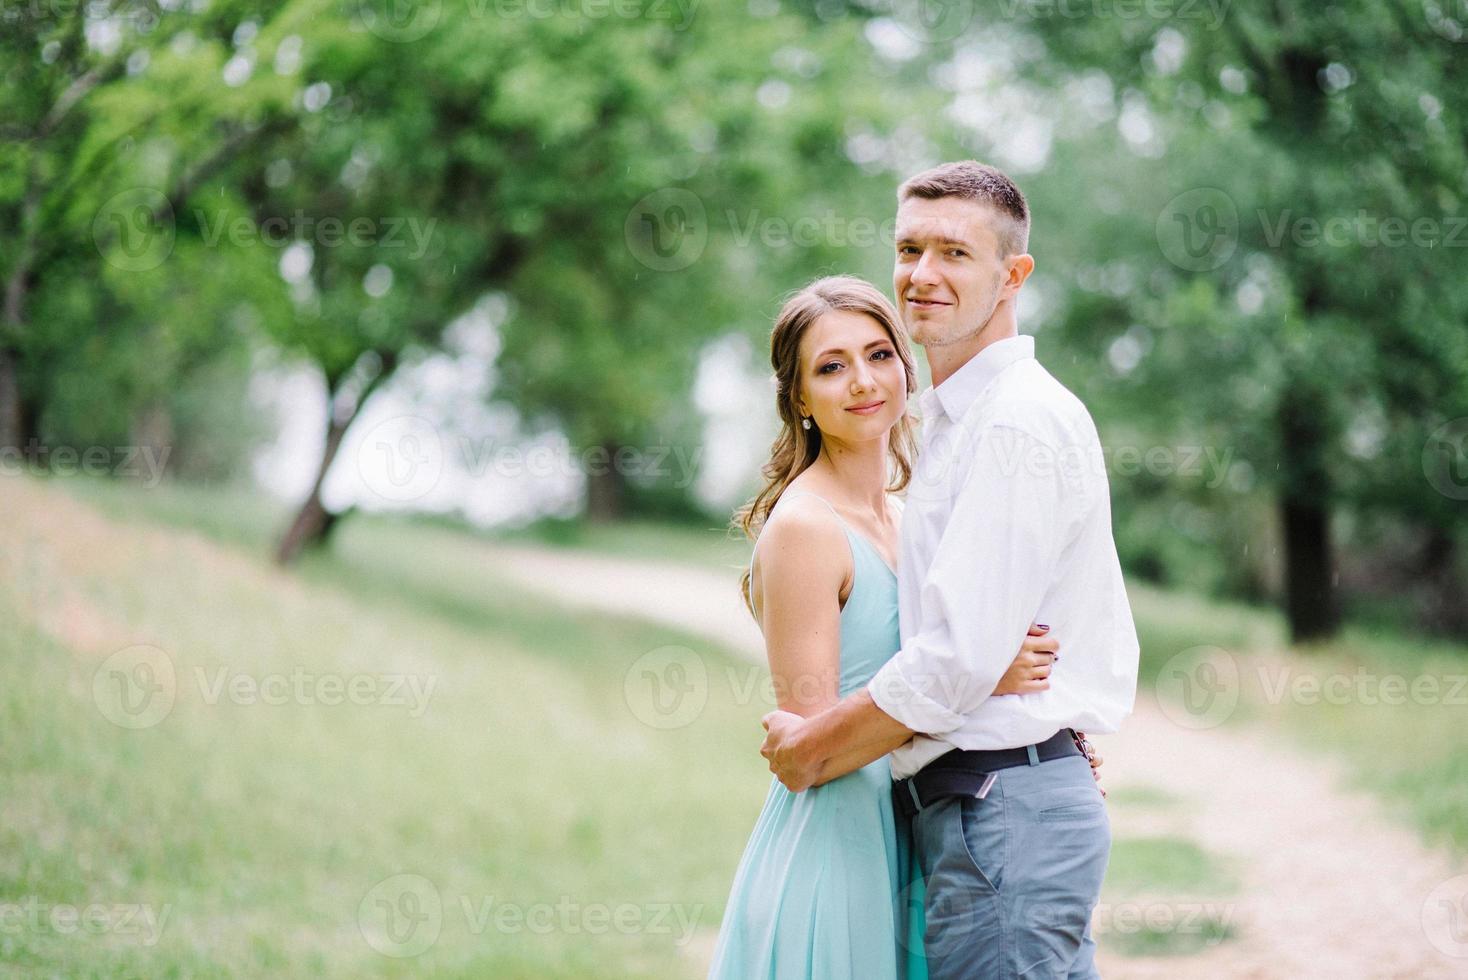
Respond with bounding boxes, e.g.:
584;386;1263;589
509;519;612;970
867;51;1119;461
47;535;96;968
867;656;966;736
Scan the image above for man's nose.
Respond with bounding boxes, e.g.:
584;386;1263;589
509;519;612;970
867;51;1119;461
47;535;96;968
910;249;941;285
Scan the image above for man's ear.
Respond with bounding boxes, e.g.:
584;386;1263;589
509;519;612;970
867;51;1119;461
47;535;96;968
1003;253;1035;296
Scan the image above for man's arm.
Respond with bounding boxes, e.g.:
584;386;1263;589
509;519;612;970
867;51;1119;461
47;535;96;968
762;690;911;790
762;625;1060;788
762;423;1071;790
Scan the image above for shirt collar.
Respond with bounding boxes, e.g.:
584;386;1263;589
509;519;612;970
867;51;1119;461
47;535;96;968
918;334;1035;423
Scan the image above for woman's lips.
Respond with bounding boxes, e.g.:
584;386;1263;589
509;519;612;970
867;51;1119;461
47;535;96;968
846;401;885;415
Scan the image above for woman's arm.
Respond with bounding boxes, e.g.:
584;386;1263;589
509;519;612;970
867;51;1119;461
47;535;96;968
751;501;851;720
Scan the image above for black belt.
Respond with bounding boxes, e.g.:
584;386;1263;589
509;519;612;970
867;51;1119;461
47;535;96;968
892;729;1081;819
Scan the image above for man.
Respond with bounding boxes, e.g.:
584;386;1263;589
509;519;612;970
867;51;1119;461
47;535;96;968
760;161;1139;979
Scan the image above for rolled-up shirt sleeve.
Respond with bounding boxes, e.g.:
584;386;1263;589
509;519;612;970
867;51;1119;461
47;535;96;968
867;423;1068;736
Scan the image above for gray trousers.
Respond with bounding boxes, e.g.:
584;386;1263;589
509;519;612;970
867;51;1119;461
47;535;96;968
910;751;1110;979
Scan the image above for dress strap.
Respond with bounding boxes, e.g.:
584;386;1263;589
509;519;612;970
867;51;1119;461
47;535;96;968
747;491;846;580
777;492;849;529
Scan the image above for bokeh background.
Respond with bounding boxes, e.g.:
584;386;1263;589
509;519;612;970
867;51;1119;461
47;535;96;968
3;0;1468;976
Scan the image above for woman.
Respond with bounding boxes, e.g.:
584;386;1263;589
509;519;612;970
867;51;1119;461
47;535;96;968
708;277;1082;979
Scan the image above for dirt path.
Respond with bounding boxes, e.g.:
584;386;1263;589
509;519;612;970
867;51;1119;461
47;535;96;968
493;544;1468;979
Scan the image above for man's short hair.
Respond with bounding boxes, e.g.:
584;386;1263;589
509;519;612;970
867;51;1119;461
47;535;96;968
898;161;1030;258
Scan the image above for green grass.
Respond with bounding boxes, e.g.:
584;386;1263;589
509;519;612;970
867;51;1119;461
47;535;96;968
1094;836;1240;958
54;476;1468;856
1104;785;1184;810
1103;837;1239;897
23;475;1468;975
6;477;779;977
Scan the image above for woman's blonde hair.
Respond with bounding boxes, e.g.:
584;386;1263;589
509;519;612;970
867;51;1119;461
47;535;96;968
733;275;919;614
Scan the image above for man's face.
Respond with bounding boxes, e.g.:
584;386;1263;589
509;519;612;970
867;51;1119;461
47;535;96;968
892;196;1012;349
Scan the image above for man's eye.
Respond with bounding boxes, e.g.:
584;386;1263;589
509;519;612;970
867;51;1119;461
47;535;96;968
947;249;967;258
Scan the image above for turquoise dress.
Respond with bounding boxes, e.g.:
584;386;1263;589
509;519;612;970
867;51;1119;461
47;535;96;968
709;493;928;980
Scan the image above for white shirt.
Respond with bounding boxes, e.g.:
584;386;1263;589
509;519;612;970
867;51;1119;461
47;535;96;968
867;335;1139;778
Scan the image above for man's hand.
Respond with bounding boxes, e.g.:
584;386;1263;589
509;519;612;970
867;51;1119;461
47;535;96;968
760;709;822;792
1074;730;1107;799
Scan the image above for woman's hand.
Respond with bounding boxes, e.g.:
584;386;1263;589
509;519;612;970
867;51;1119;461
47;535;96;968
991;624;1058;696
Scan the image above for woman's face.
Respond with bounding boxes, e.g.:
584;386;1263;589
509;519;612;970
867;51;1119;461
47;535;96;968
796;309;907;442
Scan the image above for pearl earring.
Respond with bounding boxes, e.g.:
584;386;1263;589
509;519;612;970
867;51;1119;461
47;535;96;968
801;417;812;430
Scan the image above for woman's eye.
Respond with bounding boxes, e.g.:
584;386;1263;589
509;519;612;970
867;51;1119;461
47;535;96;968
819;362;842;374
947;249;967;258
871;350;894;361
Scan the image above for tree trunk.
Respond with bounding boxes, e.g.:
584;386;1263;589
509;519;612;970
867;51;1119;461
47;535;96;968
275;411;352;565
275;354;397;565
1419;529;1468;638
0;345;21;452
129;402;175;482
1277;389;1339;642
585;440;627;523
